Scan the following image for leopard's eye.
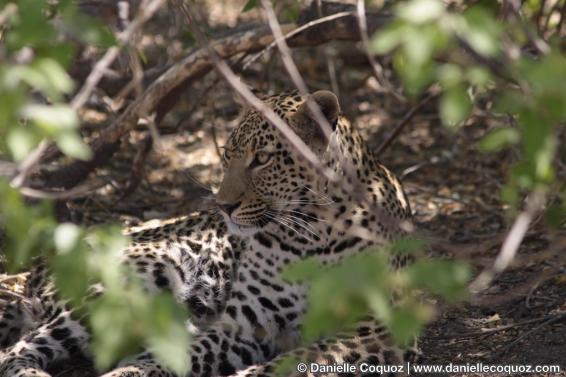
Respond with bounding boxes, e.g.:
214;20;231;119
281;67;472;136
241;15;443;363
250;151;272;168
222;149;231;162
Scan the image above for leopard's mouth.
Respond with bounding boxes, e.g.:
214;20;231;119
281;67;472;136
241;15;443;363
222;212;273;236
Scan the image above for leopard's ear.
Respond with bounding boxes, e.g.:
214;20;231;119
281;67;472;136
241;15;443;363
291;90;340;152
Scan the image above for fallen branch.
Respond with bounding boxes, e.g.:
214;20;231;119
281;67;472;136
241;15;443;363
469;189;547;295
42;4;393;190
496;311;566;356
375;89;439;157
174;0;334;182
10;0;166;190
71;0;167;111
427;312;564;340
356;0;405;103
19;178;109;200
260;0;334;140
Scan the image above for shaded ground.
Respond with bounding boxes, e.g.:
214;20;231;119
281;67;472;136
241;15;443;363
4;1;566;376
51;48;566;375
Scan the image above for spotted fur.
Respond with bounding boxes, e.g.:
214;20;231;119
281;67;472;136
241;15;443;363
0;90;415;377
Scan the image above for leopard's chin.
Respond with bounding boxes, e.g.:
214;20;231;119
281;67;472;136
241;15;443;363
223;217;262;236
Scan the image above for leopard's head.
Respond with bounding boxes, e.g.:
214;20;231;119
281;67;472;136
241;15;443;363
215;90;341;236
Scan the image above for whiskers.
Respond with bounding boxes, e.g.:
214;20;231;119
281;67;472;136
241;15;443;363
279;209;326;223
265;209;320;242
272;186;335;207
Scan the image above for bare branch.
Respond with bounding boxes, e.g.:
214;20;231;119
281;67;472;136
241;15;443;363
71;0;166;111
556;1;566;37
242;11;355;70
10;141;50;188
356;0;405;103
18;178;109;200
0;3;17;27
504;0;550;55
41;5;394;190
9;0;165;190
376;89;439;157
469;189;547;295
173;0;335;182
260;0;333;140
496;311;566;356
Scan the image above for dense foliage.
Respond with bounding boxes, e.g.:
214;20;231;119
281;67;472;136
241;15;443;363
0;0;564;373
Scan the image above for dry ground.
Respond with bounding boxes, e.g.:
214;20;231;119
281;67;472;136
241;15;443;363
51;46;565;375
4;1;566;376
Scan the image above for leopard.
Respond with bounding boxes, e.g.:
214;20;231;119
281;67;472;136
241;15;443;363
0;89;416;377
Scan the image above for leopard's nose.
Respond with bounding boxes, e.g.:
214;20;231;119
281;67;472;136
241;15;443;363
218;201;241;216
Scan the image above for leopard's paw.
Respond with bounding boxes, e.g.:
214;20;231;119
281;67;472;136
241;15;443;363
0;354;51;377
100;364;174;377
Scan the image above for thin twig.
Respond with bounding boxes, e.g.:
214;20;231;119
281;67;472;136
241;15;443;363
504;0;550;55
174;0;335;183
356;0;405;103
428;312;563;340
41;6;394;191
242;11;355;70
181;2;409;242
0;3;17;27
71;0;166;111
469;189;547;295
260;0;333;140
532;0;547;32
120;135;153;199
315;0;340;98
9;0;165;190
552;0;566;36
496;311;566;356
17;178;109;200
10;140;50;188
375;90;438;157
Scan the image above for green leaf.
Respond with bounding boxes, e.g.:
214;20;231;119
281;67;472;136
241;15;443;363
389;307;423;347
402;25;440;66
478;127;519;152
467;66;491;87
438;64;463;88
396;56;435;95
86;227;129;288
460;7;500;56
242;0;258;12
60;1;116;47
371;22;405;54
284;6;300;23
407;260;470;300
274;355;300;377
439;85;472;126
281;258;321;282
7;127;37;161
89;295;145;370
534;136;555;182
146;295;190;375
56;132;93;160
390;236;426;254
33;58;74;96
366;288;392;323
398;0;445;24
0;181;55;272
544;202;566;229
6;0;56;50
52;239;89;304
54;223;82;254
22;104;78;134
